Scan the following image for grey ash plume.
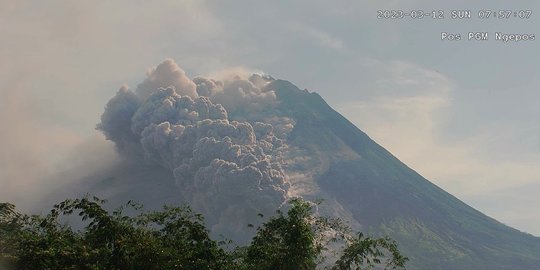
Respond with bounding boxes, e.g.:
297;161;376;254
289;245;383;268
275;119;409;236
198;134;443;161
97;59;293;240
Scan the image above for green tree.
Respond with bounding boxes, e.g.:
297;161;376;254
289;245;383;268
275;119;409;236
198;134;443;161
332;233;408;270
243;198;407;270
1;197;232;270
0;202;23;269
243;199;321;270
0;196;407;270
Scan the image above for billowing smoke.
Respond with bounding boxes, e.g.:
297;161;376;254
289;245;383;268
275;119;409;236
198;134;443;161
136;59;198;99
97;85;142;159
97;59;293;241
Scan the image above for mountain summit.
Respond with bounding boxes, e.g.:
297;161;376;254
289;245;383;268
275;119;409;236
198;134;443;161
88;60;540;269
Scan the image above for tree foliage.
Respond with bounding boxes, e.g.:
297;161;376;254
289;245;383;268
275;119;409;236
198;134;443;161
0;197;407;269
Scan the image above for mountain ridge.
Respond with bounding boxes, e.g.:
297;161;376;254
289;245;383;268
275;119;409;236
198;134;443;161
266;79;540;269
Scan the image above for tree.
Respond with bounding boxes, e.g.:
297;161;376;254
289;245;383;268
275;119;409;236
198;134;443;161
243;198;407;270
0;202;23;269
243;199;321;270
0;197;232;270
0;196;407;269
332;233;408;270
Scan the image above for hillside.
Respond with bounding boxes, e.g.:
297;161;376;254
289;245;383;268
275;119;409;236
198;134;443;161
269;79;540;269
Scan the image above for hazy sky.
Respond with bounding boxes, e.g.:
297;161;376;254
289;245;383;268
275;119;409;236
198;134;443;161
1;0;539;235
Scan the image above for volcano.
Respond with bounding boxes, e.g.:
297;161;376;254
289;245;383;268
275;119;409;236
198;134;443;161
267;79;540;269
79;60;540;269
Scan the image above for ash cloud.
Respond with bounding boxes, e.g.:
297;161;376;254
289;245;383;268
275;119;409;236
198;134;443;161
97;85;142;157
136;59;198;100
97;59;293;241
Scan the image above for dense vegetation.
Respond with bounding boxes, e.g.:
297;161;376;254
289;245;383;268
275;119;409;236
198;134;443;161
0;196;407;269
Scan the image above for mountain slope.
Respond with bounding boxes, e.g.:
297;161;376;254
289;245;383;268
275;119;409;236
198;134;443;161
268;79;540;269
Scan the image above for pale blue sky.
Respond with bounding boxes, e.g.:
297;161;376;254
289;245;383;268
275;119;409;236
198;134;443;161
1;0;539;235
